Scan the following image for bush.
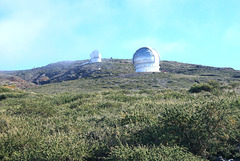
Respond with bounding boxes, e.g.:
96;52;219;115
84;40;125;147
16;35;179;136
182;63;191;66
189;83;213;93
0;86;12;93
0;118;9;133
0;93;27;100
131;99;240;159
6;97;56;117
107;144;205;161
207;80;220;89
189;80;222;93
0;94;7;101
158;101;239;159
0;130;89;160
120;111;150;125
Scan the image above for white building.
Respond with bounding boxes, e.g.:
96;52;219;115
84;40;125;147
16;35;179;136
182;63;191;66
133;47;160;72
90;50;101;63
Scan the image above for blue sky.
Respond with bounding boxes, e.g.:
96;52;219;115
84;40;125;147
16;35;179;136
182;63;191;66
0;0;240;71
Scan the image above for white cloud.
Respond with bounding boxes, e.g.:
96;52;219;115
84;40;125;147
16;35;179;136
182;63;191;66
223;24;240;45
0;0;114;60
1;0;238;70
159;41;188;55
0;18;48;56
0;0;53;59
123;0;175;30
0;0;123;70
124;37;188;59
0;0;176;61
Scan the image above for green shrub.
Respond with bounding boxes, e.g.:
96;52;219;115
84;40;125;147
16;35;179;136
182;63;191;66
189;83;213;93
189;80;222;93
131;99;239;159
159;101;239;159
120;110;150;125
6;98;56;117
0;93;27;100
0;94;7;101
0;130;89;160
229;81;240;88
0;86;12;93
52;93;92;105
0;118;9;133
97;101;122;109
207;80;220;89
108;144;206;161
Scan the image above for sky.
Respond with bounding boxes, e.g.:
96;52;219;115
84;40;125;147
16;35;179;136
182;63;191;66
0;0;240;71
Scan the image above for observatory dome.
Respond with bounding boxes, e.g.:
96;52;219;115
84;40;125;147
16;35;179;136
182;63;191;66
90;50;101;63
133;47;160;72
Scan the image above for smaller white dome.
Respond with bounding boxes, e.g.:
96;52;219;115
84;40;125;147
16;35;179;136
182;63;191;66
133;47;160;72
90;50;101;63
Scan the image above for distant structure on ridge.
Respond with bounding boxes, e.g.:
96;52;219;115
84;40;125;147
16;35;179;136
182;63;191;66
90;50;101;63
133;47;160;72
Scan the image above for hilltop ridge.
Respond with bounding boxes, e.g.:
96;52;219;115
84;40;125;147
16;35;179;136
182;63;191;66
1;59;239;85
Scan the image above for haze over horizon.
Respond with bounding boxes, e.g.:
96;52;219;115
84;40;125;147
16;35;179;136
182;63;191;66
0;0;240;71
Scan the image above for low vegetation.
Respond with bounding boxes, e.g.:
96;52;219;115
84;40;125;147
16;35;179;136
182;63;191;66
1;80;240;160
2;59;240;85
189;80;221;93
1;60;240;160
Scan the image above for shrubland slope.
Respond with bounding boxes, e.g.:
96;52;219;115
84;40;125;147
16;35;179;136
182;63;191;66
0;59;240;160
2;59;240;86
1;83;240;160
0;74;34;89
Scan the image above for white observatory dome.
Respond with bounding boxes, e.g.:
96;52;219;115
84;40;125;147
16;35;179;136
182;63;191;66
90;50;101;63
133;47;160;72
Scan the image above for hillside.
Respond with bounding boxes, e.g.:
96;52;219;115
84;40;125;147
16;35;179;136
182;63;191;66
0;73;34;89
1;60;240;160
1;59;240;87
